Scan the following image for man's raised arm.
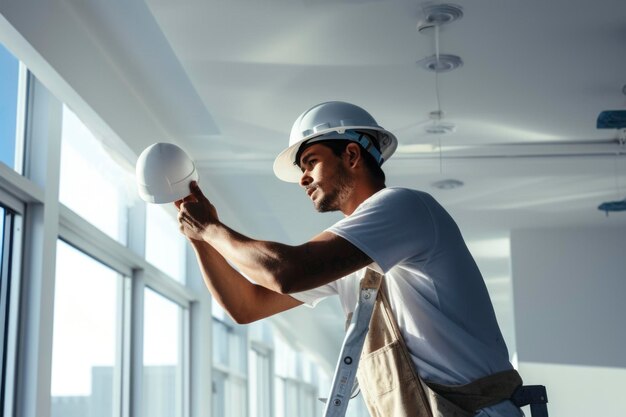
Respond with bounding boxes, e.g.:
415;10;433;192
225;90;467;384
176;182;372;295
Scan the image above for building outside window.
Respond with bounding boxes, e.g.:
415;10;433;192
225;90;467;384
212;304;247;417
51;240;123;417
143;288;186;417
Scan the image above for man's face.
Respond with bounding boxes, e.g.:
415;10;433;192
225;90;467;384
298;143;353;213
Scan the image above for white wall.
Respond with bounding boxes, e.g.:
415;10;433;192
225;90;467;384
511;226;626;417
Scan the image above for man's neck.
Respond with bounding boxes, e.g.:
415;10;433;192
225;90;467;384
341;183;386;216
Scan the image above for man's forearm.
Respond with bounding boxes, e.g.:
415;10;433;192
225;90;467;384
190;239;301;323
202;221;372;294
203;222;298;293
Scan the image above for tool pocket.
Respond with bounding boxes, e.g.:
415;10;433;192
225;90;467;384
358;340;432;417
359;340;415;395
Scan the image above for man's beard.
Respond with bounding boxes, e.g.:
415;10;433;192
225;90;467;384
313;166;353;213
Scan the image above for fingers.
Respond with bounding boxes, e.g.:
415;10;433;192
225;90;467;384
190;181;208;202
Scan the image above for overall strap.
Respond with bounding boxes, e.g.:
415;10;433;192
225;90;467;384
322;268;383;417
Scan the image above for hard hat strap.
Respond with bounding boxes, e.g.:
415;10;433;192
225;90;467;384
297;130;384;166
346;131;384;165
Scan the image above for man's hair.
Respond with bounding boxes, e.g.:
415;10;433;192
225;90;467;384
297;134;386;184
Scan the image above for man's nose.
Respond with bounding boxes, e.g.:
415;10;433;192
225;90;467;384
299;171;312;187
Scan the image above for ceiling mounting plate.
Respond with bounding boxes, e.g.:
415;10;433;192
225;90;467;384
418;3;464;32
417;54;463;72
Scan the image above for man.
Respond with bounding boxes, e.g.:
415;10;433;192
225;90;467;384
176;101;523;417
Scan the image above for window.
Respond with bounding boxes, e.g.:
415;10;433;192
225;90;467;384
143;288;186;417
274;335;323;417
212;304;247;417
51;240;123;417
249;345;272;417
249;321;274;417
0;43;24;173
145;204;186;282
59;105;133;244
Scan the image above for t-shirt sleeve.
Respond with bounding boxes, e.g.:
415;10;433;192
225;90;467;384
326;188;436;273
290;282;338;308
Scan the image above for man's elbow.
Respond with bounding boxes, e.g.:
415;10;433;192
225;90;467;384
229;310;260;325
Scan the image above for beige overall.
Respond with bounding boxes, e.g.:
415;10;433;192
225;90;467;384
353;269;523;417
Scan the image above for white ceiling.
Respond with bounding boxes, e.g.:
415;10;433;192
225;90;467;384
2;0;626;371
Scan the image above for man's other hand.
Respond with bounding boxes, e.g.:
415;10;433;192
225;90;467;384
174;181;219;242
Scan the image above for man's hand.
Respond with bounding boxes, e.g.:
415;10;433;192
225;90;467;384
175;181;219;242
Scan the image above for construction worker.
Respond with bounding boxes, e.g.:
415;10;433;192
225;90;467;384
176;101;525;417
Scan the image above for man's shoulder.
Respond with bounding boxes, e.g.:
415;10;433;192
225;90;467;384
369;187;432;206
348;187;437;221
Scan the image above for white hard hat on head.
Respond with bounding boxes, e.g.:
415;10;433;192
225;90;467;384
273;101;398;183
136;142;198;204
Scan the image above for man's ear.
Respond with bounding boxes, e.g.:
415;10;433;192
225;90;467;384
344;142;362;168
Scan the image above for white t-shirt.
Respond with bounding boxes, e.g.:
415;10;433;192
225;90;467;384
291;187;521;417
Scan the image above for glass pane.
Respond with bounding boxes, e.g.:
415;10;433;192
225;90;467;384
283;379;299;417
212;318;246;373
0;207;4;264
0;44;20;171
248;320;273;346
229;377;247;417
0;207;5;405
143;288;184;417
212;370;226;417
51;240;121;417
145;204;186;282
59;105;132;244
212;319;229;368
298;385;316;417
249;347;271;417
212;372;246;417
274;335;298;378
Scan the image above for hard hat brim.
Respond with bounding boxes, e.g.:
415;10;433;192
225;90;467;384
273;126;397;183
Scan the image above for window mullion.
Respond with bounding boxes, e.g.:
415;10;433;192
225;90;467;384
128;269;145;417
15;75;63;417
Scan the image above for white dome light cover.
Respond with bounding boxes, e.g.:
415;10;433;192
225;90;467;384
136;142;198;204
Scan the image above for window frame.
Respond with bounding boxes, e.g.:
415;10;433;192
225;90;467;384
211;315;249;417
0;193;24;417
0;71;197;417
